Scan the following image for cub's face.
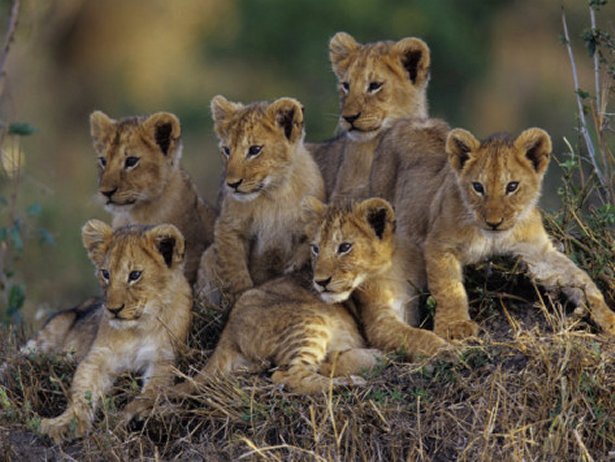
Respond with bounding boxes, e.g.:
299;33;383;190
210;96;305;202
81;220;186;329
329;32;431;140
446;128;552;233
89;111;182;213
306;198;395;304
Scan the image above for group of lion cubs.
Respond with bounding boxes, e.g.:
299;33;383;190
24;32;614;443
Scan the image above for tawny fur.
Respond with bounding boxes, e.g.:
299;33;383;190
374;125;615;339
308;32;431;198
39;221;192;443
195;96;325;308
176;198;446;396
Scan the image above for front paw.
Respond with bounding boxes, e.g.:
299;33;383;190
40;411;90;443
435;319;479;340
122;397;153;426
415;331;449;356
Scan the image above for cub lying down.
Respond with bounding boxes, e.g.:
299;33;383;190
177;198;446;395
39;221;192;443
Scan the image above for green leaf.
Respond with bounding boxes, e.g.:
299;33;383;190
9;226;23;252
26;202;42;216
39;228;55;246
576;89;590;99
8;284;25;314
8;122;36;136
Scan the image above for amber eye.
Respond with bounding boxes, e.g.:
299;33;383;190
341;82;350;92
367;81;383;93
98;157;107;168
101;269;110;280
472;182;484;195
221;146;230;157
124;156;139;168
128;270;142;282
247;145;263;158
506;181;519;194
310;244;319;256
338;242;352;254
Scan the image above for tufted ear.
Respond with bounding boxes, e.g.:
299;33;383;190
142;112;181;157
89;111;116;153
446;128;481;172
267;97;305;143
82;219;113;268
356;198;395;240
514;128;552;175
393;37;431;86
210;95;243;125
329;32;360;77
145;224;185;269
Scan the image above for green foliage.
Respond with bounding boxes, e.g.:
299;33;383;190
7;122;36;136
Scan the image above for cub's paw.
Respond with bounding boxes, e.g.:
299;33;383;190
414;330;449;356
332;375;367;388
435;320;479;340
122;397;154;428
40;411;90;443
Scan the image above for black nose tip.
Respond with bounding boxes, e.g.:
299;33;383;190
343;113;361;124
227;179;243;190
486;219;504;230
101;187;118;198
107;304;125;316
314;277;332;289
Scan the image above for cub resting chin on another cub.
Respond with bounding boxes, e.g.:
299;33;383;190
176;198;446;395
39;221;192;443
373;124;615;339
195;96;325;308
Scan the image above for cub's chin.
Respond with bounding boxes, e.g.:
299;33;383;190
346;128;380;142
317;290;352;305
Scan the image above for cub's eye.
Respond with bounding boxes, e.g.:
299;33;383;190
338;242;352;254
98;157;107;168
247;145;263;158
367;81;383;93
128;270;142;282
101;269;110;280
341;81;350;93
124;156;139;168
221;146;230;157
506;181;519;194
472;182;484;195
310;244;320;256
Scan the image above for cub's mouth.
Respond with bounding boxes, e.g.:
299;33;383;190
106;198;137;206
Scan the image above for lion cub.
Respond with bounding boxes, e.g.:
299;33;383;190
308;32;432;199
195;96;325;307
386;126;615;339
176;198;445;395
39;221;192;443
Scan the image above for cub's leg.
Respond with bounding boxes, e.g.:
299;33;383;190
426;246;479;340
518;242;615;334
194;246;223;307
319;348;383;377
40;349;114;443
395;239;426;326
331;136;381;201
122;358;174;422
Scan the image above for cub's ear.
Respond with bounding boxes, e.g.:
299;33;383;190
329;32;360;77
142;112;181;156
446;128;481;172
145;224;185;269
514;128;552;174
90;111;116;153
81;219;113;267
267;97;304;143
356;198;395;240
393;37;431;86
210;95;243;125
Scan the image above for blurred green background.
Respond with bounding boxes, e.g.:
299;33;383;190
0;0;611;326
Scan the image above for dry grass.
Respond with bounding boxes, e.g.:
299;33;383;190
1;257;614;462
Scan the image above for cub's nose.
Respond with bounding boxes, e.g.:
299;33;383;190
314;276;332;290
107;304;125;316
343;113;361;124
485;218;504;230
101;187;118;198
227;179;243;190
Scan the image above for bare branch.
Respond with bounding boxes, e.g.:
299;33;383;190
0;0;21;96
561;7;607;203
589;6;601;115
